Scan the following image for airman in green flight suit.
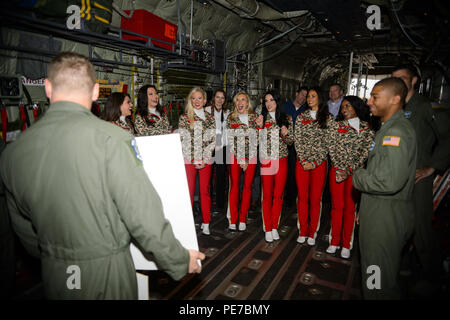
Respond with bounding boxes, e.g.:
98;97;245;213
353;77;417;299
392;65;450;289
0;52;205;299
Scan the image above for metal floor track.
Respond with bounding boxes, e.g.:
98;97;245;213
140;201;363;300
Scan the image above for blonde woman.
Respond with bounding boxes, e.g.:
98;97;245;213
226;92;262;232
178;87;216;235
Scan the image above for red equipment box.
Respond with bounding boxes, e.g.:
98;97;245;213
120;9;177;51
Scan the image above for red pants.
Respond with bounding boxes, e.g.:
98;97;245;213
329;166;358;249
228;154;257;225
261;157;288;232
185;162;212;224
295;160;327;239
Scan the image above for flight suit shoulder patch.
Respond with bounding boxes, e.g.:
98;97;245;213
130;138;143;162
382;136;401;147
431;102;442;109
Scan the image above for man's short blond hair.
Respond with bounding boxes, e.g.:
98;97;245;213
47;52;96;95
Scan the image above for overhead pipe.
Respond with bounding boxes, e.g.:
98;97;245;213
251;32;303;64
363;65;369;99
112;0;136;19
347;51;354;95
190;0;193;47
177;0;182;55
214;0;310;33
255;23;302;48
356;56;363;97
213;0;307;20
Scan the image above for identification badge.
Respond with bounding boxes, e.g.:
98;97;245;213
382;136;401;147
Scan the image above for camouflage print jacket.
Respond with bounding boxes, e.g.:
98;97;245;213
328;119;375;176
178;110;216;164
259;113;294;160
294;110;334;168
110;118;135;134
133;113;171;136
226;113;259;164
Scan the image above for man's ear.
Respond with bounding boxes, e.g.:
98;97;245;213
411;76;418;88
44;79;52;100
391;94;401;106
91;82;99;102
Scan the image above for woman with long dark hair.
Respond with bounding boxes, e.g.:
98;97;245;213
134;84;171;136
178;87;216;235
294;87;334;246
101;92;135;133
259;90;294;242
327;96;374;258
208;89;230;212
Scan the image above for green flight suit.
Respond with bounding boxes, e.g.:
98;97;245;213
353;110;417;299
0;101;190;299
405;92;450;279
0;139;15;299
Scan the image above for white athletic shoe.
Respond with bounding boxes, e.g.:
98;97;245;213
340;248;351;259
296;236;306;244
265;232;273;243
229;224;236;231
326;245;338;254
202;224;210;235
307;237;315;246
272;229;280;240
238;222;246;231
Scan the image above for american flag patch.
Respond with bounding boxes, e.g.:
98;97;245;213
382;136;401;147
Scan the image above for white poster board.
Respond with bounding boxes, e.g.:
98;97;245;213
129;134;199;299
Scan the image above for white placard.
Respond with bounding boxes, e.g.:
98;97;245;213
130;133;199;270
136;272;149;300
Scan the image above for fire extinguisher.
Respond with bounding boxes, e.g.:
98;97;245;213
1;105;7;143
19;101;31;132
32;102;38;121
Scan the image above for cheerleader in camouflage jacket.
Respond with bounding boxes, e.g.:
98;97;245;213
294;87;334;246
259;90;294;242
226;92;261;232
101;92;135;133
134;85;171;136
178;87;216;235
327;96;374;259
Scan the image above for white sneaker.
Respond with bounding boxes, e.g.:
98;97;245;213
326;245;338;254
238;222;246;231
265;231;273;243
229;224;236;231
340;248;351;259
272;229;280;240
296;236;306;244
307;237;315;246
202;224;210;235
